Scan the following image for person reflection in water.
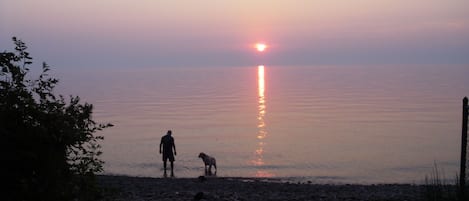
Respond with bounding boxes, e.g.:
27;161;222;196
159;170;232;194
160;130;176;177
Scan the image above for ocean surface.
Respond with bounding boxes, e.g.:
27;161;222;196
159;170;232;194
56;64;469;184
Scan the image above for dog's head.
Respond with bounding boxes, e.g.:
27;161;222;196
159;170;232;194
198;152;206;158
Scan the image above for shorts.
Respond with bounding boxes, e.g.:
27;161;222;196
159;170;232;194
163;152;175;162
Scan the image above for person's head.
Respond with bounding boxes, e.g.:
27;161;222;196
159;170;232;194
167;130;172;136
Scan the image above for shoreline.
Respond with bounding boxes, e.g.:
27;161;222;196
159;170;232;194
97;175;424;201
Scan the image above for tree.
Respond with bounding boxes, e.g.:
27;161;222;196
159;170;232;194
0;37;112;200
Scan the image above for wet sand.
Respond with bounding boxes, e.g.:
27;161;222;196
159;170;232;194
97;175;423;201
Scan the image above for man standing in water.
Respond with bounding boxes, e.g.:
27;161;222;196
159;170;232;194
160;130;176;176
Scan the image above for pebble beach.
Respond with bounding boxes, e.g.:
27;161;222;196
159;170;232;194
97;175;424;201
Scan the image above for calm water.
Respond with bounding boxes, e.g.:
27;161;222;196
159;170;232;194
57;64;468;183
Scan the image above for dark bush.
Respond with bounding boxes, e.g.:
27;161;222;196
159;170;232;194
0;37;112;200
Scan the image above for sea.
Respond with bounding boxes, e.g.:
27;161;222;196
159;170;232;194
56;64;469;184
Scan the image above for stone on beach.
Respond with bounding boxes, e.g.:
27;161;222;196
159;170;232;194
97;175;423;201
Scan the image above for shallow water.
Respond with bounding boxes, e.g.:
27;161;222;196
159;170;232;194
57;64;469;183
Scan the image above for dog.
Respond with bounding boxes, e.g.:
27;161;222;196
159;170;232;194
198;152;217;172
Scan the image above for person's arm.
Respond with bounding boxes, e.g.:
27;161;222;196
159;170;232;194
173;139;176;155
159;138;163;154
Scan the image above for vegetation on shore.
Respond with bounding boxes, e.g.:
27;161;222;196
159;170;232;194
0;37;112;200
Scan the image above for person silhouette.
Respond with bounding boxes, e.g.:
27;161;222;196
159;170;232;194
160;130;176;176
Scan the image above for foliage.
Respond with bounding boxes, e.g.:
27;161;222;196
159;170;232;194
422;163;458;201
0;37;112;200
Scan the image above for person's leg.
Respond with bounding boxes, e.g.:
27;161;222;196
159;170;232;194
163;159;167;172
170;161;174;175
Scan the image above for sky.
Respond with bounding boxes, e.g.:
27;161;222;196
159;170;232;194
1;0;469;68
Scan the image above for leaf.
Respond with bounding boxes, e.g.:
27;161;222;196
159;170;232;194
1;37;113;199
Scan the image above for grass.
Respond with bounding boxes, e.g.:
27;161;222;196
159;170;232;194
422;163;459;201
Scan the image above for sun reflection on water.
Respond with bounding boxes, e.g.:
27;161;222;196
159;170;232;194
253;65;274;177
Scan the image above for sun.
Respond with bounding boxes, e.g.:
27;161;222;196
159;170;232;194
255;43;267;52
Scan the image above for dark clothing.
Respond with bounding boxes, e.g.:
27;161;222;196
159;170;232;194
160;135;175;162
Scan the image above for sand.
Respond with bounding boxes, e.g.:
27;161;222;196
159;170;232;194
97;175;423;201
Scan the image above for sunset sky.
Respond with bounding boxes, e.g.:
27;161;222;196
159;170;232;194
1;0;468;68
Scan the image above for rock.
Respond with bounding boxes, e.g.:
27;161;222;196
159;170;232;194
198;176;207;182
194;192;204;201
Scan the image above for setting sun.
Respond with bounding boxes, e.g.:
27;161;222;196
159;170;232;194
255;43;267;52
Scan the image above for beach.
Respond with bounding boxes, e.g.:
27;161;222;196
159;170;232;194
97;175;423;201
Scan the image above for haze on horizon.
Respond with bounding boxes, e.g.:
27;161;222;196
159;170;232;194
1;0;469;68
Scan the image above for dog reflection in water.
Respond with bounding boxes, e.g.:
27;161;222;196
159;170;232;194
198;152;217;175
